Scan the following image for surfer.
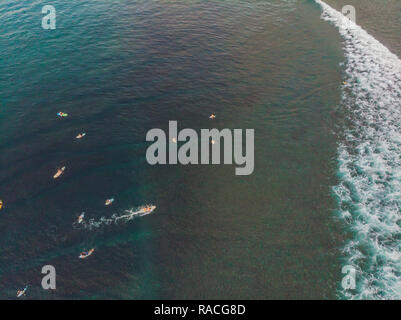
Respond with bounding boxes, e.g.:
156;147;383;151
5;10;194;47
209;114;216;119
105;198;114;206
57;112;68;117
53;166;65;179
17;286;27;298
142;205;156;213
76;133;86;139
0;200;3;210
79;248;94;259
78;213;85;224
115;205;156;221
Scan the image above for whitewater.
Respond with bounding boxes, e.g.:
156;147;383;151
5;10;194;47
315;1;401;299
73;205;156;231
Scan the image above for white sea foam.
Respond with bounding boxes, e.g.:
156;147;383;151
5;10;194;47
315;1;401;299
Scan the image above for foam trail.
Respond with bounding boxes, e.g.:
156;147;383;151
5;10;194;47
73;205;156;231
315;1;401;299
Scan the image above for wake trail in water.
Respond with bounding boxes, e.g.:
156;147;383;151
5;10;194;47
315;1;401;299
73;205;156;231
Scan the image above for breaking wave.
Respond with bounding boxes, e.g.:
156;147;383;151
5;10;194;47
315;0;401;299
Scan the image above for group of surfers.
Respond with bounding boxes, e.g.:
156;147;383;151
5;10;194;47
10;111;209;297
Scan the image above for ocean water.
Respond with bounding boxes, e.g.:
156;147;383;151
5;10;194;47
315;0;401;299
0;0;399;299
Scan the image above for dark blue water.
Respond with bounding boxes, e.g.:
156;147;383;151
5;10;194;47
0;0;349;299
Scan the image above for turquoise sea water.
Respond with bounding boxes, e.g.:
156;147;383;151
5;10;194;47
316;0;401;299
0;0;399;299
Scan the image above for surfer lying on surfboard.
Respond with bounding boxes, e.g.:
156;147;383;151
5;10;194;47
77;213;85;224
17;286;28;298
105;198;114;206
53;166;65;179
79;248;94;259
142;205;155;213
76;133;86;139
115;205;156;221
